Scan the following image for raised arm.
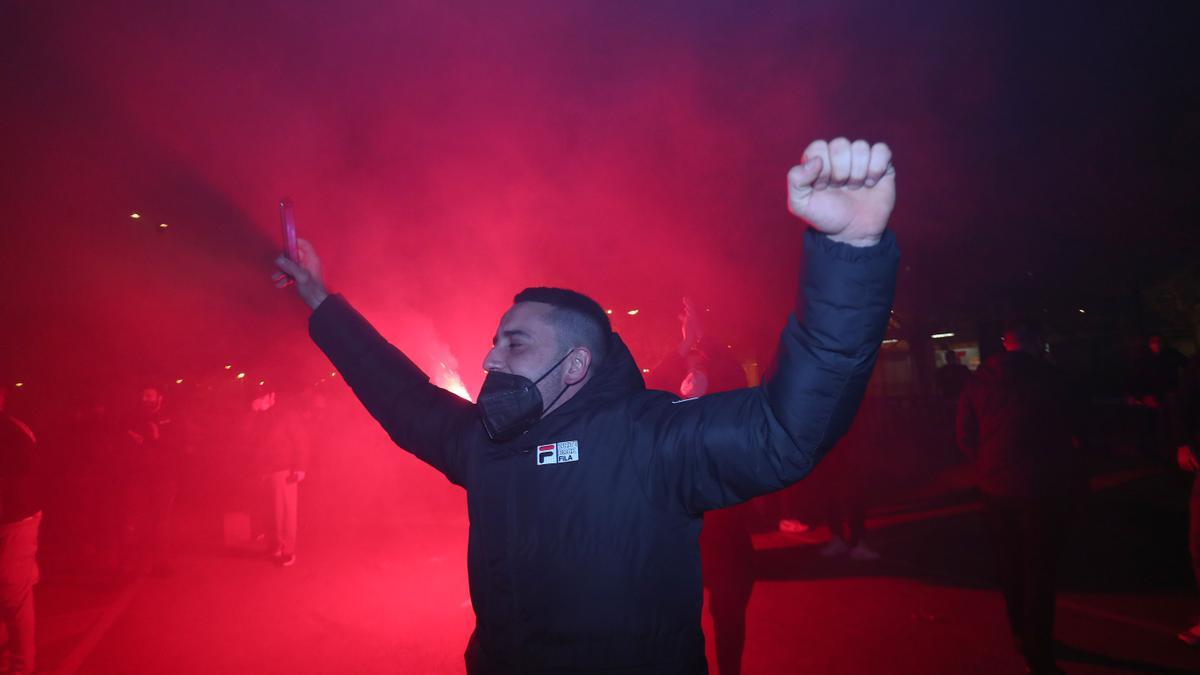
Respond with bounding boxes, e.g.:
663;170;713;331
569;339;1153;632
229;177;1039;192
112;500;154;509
644;298;700;394
635;138;899;513
276;242;476;485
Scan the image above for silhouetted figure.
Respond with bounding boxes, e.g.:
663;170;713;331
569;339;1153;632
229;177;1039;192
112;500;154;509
936;349;970;400
247;390;309;567
0;385;41;675
1138;335;1188;403
1173;354;1200;646
120;386;181;577
646;298;755;675
62;401;117;573
816;392;882;562
1127;334;1187;460
956;320;1085;675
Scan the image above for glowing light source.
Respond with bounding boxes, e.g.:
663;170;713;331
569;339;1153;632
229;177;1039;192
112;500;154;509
882;339;899;345
159;223;169;229
931;332;955;339
627;309;639;316
330;372;337;377
605;309;613;315
434;369;472;402
236;372;246;380
175;378;184;384
130;213;141;219
224;365;232;370
641;368;650;373
1078;308;1086;314
14;383;23;388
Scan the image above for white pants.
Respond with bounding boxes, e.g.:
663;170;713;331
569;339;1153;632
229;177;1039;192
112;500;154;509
0;512;40;675
266;472;298;555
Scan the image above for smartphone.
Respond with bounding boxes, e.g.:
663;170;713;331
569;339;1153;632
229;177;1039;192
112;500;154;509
279;198;299;262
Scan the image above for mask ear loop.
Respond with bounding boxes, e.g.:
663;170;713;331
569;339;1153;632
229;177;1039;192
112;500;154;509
531;349;576;386
534;349;581;415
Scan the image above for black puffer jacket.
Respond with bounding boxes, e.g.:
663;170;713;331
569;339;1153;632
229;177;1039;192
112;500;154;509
309;229;898;674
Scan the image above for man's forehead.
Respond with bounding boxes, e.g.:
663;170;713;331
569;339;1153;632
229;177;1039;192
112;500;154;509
498;301;556;332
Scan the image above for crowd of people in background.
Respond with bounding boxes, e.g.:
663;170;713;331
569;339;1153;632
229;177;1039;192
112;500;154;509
0;378;322;673
646;314;1199;675
39;384;315;579
0;323;1197;674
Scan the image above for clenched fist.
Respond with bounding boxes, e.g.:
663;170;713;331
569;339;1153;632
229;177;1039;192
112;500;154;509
787;138;895;247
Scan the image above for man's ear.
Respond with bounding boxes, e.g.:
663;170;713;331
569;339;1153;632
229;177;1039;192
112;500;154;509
563;348;592;385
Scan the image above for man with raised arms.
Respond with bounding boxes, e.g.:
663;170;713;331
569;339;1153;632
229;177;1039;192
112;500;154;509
275;137;900;674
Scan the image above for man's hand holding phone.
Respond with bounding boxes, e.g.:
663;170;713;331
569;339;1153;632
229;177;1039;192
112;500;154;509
274;239;329;311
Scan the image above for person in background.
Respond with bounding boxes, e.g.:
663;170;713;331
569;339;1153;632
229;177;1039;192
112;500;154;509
936;349;970;400
816;390;883;562
956;319;1085;675
122;386;180;577
248;390;310;567
645;297;756;675
1127;334;1187;460
0;384;42;675
1173;354;1200;646
1140;335;1188;407
62;399;117;574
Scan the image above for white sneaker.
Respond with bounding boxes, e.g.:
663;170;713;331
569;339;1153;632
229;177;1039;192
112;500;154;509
778;519;811;534
819;536;850;557
849;541;881;561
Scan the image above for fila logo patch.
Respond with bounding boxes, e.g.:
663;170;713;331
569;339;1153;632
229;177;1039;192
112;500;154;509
535;440;579;466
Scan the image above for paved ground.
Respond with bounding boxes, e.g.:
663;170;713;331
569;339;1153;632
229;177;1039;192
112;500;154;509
24;463;1200;674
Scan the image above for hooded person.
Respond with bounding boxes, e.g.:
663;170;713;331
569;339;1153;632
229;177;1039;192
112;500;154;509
274;137;900;674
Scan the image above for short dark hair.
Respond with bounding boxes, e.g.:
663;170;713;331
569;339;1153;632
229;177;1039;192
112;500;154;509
513;287;611;364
